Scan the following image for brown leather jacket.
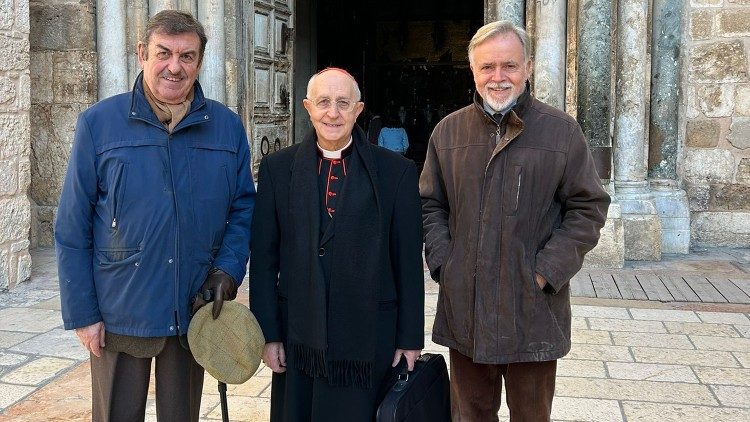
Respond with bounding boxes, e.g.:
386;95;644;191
420;89;610;364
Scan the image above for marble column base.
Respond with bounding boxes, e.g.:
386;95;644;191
583;197;625;269
616;183;663;261
651;181;690;254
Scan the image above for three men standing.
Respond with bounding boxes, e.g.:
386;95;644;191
421;21;610;421
56;10;255;421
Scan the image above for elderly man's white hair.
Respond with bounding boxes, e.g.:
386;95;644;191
468;20;531;66
306;68;362;102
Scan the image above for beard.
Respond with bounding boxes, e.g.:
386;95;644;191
480;82;521;112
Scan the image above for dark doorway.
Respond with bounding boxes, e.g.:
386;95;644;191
311;0;483;169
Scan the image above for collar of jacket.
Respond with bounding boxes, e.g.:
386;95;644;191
128;72;209;132
473;80;531;128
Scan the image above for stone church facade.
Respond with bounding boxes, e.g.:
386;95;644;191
0;0;748;290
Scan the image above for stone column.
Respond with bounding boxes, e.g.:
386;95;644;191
198;0;226;103
96;0;128;99
614;0;662;260
126;0;149;85
649;0;689;254
577;0;624;268
533;0;566;110
0;0;32;289
485;0;525;27
149;0;196;16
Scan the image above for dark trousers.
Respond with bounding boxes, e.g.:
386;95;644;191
449;349;557;422
90;336;204;422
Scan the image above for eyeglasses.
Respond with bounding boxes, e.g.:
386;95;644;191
309;97;359;112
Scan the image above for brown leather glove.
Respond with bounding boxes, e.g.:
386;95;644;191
191;269;238;320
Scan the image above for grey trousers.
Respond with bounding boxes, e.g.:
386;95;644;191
90;336;204;422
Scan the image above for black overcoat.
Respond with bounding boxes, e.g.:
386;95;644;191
249;127;424;421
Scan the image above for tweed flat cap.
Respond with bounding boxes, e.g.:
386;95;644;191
188;300;265;384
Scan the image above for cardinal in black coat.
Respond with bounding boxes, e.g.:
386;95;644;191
249;68;424;421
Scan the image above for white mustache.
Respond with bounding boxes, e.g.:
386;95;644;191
486;83;513;90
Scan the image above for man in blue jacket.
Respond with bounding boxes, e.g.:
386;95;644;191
55;10;255;421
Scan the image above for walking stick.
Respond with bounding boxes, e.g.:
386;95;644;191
219;381;229;422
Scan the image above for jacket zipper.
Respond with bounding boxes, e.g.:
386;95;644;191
472;125;504;281
165;133;183;334
111;163;126;229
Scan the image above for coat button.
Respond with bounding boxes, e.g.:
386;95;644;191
318;247;325;256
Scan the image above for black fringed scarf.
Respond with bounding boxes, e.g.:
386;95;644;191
286;127;383;389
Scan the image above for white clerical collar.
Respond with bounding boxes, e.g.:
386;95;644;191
317;137;353;159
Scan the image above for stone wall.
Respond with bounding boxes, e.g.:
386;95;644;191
29;0;97;247
0;0;31;289
684;0;750;247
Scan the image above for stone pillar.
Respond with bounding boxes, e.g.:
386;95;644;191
577;0;624;268
649;0;689;254
0;0;32;289
29;1;98;248
96;0;128;99
614;0;662;260
533;0;566;110
150;0;197;16
126;0;149;85
485;0;525;27
198;0;226;103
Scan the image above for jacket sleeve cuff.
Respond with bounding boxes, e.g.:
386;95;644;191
535;255;566;294
63;314;103;331
212;261;245;286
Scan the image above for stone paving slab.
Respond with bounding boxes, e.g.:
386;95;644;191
621;401;750;422
1;247;749;420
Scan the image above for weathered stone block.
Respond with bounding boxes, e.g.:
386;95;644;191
29;2;95;51
0;160;18;195
0;196;31;244
736;85;750;116
738;158;750;183
686;182;710;211
696;84;734;117
18;157;30;193
15;0;29;34
686;120;721;147
729;118;750;149
0;33;30;71
689;41;748;83
623;214;662;261
709;184;750;211
718;9;750;36
30;51;53;104
30;103;83;206
16;251;31;284
31;205;56;248
686;86;700;119
684;149;735;182
691;211;750;247
690;0;723;6
10;240;29;253
0;248;8;290
18;72;30;111
584;202;624;268
729;0;750;5
0;0;12;30
52;51;97;104
0;75;16;108
0;113;30;159
690;10;713;40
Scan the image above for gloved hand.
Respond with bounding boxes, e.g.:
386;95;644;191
191;269;238;320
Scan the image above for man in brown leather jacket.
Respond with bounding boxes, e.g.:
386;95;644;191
420;21;610;421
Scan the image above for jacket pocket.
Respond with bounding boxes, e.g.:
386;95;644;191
95;246;142;265
503;165;523;216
